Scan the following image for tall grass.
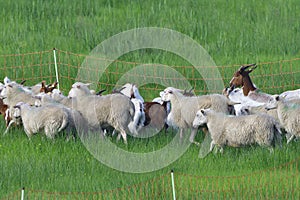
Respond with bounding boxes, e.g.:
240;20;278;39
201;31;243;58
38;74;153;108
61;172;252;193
0;0;299;64
0;0;300;198
1;123;299;198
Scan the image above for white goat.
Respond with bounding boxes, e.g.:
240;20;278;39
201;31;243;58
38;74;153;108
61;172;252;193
193;109;282;153
223;87;266;116
119;83;144;102
114;83;146;133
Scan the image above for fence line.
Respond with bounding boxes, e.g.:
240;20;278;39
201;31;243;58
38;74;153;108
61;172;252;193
1;49;300;100
1;158;299;199
1;49;300;199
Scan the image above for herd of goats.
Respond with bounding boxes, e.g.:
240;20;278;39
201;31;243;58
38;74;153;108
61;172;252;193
0;63;300;153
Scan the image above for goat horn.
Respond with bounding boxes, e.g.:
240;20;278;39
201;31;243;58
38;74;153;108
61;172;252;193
118;86;126;92
239;63;256;72
96;89;106;95
112;86;126;93
248;64;257;73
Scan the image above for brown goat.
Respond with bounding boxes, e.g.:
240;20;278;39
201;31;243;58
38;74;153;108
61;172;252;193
0;98;10;127
40;81;58;94
143;101;168;131
229;63;257;95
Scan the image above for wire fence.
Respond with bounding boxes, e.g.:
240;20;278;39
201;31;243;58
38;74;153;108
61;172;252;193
1;49;300;100
1;158;299;199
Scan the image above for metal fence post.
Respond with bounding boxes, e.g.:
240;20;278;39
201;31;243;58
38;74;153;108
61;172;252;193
53;48;60;90
171;170;176;200
21;187;25;200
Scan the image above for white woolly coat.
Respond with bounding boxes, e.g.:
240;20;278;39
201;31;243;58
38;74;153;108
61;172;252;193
268;97;300;139
15;103;69;139
193;109;281;148
162;91;233;129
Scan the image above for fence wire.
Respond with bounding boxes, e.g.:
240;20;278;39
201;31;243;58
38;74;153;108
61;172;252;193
1;49;300;101
1;158;299;199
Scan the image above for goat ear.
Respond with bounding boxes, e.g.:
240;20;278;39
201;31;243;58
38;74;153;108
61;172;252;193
52;82;58;88
200;109;206;115
4;77;11;85
13;105;20;109
20;80;26;85
84;83;92;87
41;81;46;88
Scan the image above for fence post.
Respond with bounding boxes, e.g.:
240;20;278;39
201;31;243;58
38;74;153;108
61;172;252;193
171;170;176;200
53;48;60;90
21;187;25;200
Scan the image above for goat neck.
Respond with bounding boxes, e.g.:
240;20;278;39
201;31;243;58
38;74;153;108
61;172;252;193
242;75;256;96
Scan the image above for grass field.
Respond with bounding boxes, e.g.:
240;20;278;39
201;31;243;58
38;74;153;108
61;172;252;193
1;0;300;199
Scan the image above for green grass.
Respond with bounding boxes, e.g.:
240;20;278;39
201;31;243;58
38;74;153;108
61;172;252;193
0;0;299;64
1;0;300;199
1;122;299;199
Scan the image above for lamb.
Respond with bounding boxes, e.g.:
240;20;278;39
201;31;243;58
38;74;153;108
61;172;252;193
265;95;300;144
67;82;137;144
192;109;282;153
160;88;236;145
13;102;69;139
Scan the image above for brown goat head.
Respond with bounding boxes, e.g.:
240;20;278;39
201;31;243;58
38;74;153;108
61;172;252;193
229;63;256;88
